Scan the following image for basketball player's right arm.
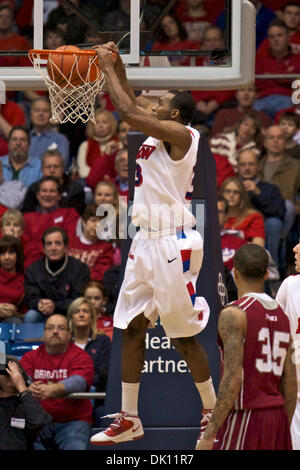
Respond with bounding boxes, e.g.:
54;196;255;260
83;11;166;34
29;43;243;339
280;339;297;425
94;45;191;151
197;306;246;450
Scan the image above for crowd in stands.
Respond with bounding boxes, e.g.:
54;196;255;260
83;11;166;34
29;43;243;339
0;0;299;450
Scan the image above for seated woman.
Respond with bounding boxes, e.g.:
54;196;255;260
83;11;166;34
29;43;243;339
210;112;261;170
219;177;265;247
151;12;201;66
67;297;112;414
82;280;113;340
0;236;25;323
76;109;119;178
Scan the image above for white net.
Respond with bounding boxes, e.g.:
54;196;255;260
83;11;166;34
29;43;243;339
29;50;105;124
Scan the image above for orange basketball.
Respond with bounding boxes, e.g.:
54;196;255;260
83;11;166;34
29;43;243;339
47;45;101;88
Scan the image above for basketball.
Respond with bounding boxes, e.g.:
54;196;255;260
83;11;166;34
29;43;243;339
47;45;101;88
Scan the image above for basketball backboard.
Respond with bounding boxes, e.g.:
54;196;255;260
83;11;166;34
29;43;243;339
0;0;256;92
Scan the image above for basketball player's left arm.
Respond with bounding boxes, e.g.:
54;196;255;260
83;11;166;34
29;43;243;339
94;45;191;157
196;306;246;450
280;339;297;425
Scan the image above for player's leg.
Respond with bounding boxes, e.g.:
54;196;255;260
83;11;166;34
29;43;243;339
90;313;149;446
121;313;150;415
171;335;216;406
172;335;216;448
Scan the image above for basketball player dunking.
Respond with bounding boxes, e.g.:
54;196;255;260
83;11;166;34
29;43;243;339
90;42;216;447
197;244;296;450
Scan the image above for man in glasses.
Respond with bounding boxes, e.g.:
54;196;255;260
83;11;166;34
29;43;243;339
20;314;94;450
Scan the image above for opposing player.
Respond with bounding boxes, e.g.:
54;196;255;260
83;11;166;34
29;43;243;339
197;243;296;450
276;239;300;449
90;43;216;446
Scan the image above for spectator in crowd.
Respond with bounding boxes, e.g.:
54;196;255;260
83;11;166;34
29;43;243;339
0;5;30;66
237;148;286;269
85;142;128;196
210;112;261;170
22;176;80;267
29;98;70;167
0;208;24;239
0;236;24;323
259;125;300;237
94;180;124;265
82;280;113;340
0;356;52;450
114;147;129;200
43;26;67;50
67;297;112;414
76;180;118;235
20;314;94;450
0;162;26;210
76;109;119;178
1;126;42;189
254;19;300;118
175;0;222;44
117;120;132;148
275;83;300;146
190;26;235;119
68;204;114;281
101;0;130;32
217;0;276;50
211;86;272;137
151;12;201;66
257;3;300;56
217;195;247;273
46;0;103;45
279;111;300;160
219;177;265;246
23;227;90;323
22;149;85;215
280;2;300;54
0;94;26;157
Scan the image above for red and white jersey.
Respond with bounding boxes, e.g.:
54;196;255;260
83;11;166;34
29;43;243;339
220;292;291;410
276;275;300;399
131;126;200;235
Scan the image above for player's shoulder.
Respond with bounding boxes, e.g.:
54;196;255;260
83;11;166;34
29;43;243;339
231;293;279;311
279;274;300;291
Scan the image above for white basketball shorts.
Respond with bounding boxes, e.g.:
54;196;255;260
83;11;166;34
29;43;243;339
113;227;210;338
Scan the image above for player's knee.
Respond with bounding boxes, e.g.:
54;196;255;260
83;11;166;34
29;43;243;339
123;315;148;343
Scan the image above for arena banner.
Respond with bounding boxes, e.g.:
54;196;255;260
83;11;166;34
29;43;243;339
96;132;226;450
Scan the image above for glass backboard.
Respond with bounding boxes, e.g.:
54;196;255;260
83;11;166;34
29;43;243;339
0;0;255;92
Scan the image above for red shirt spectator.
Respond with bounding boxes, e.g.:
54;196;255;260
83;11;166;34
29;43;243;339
0;5;31;66
0;100;26;156
224;212;266;242
76;109;119;178
68;236;114;282
23;207;79;268
68;204;114;281
175;0;222;43
214;153;236;189
220;231;247;271
21;338;94;424
255;21;300;99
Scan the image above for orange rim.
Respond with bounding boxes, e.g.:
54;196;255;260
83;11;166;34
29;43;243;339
28;48;97;61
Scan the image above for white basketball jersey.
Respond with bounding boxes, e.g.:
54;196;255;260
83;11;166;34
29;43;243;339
276;275;300;398
131;126;200;234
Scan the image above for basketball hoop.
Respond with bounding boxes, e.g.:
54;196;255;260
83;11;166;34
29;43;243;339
28;47;105;124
